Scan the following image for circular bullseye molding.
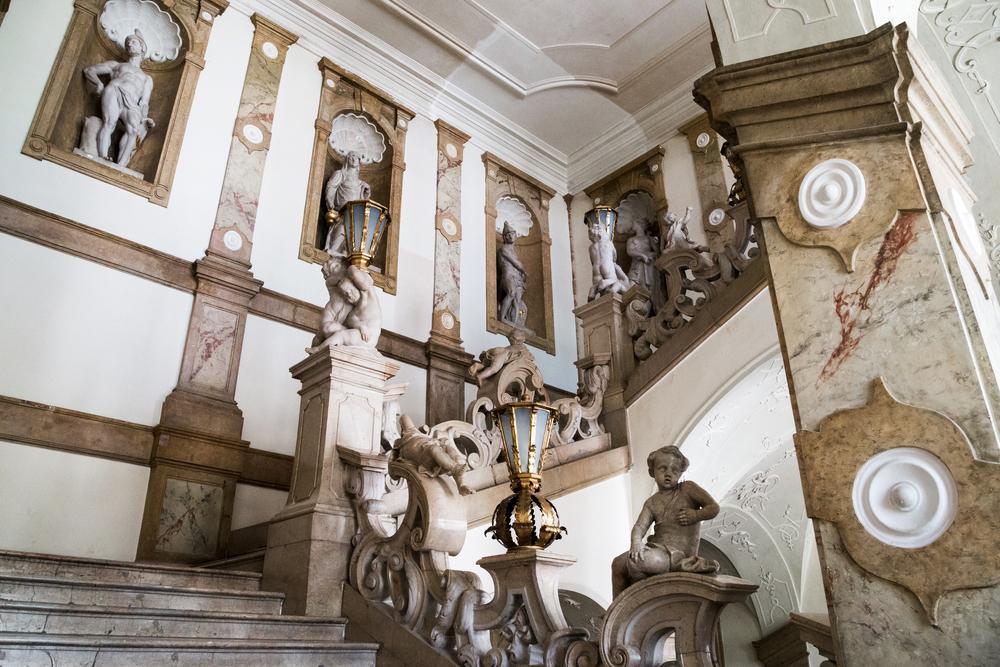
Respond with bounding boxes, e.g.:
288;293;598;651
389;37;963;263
261;41;279;59
223;230;243;251
852;447;957;549
798;158;866;229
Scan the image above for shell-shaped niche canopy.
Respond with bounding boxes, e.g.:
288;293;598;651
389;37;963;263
616;190;656;237
99;0;183;64
328;113;387;165
495;196;533;237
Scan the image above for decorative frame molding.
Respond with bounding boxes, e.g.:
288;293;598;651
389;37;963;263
22;0;228;206
483;152;557;354
297;57;413;294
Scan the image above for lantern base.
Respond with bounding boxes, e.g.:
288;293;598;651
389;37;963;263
486;487;566;551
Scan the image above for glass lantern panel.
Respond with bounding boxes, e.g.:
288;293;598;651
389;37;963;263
369;209;388;255
532;408;550;472
350;204;367;255
584;209;596;228
364;206;379;255
514;406;533;474
498;410;518;470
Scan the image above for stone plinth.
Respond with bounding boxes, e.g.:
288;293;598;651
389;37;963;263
476;549;575;646
261;345;398;616
574;292;633;446
600;573;757;667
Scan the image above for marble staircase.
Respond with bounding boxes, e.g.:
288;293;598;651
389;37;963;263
0;549;379;666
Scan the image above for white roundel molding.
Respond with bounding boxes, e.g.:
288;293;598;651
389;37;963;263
798;158;866;229
223;230;243;251
708;208;726;226
695;132;711;148
261;41;279;59
242;124;264;145
851;447;957;549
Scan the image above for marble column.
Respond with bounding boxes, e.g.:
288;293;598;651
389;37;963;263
695;24;1000;664
261;346;399;616
426;120;473;425
138;14;298;563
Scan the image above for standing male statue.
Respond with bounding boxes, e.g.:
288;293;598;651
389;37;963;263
78;30;155;172
497;221;529;327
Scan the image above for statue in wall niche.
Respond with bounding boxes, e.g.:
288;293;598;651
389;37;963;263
325;150;372;213
611;446;720;598
394;415;474;495
626;216;665;312
76;30;155;176
497;222;529;328
311;260;383;350
587;220;630;301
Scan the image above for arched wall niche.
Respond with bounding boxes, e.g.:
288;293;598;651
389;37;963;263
663;351;827;637
297;57;414;295
484;152;556;354
23;0;225;206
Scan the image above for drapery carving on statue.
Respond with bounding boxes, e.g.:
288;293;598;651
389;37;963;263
626;217;666;313
551;360;610;446
310;251;383;350
587;222;631;301
626;202;758;361
77;30;158;178
325;150;372;212
497;221;530;328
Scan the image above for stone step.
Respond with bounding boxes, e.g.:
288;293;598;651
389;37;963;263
0;549;261;592
0;574;284;615
0;601;345;641
0;634;378;667
199;549;265;573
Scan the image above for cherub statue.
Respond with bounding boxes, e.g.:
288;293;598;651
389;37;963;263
395;415;474;495
611;445;720;598
78;30;155;171
626;217;665;311
467;330;530;386
311;262;382;349
325;150;371;213
497;222;529;327
587;221;630;301
662;206;710;258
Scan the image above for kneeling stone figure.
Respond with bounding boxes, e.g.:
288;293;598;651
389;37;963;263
611;445;720;598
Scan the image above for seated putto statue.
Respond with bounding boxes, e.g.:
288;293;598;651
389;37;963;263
497;222;529;327
611;445;720;597
395;415;473;495
77;30;155;175
468;330;532;387
325;150;371;213
587;221;630;301
662;206;711;266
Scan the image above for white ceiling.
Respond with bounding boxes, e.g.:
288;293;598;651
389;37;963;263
318;0;714;158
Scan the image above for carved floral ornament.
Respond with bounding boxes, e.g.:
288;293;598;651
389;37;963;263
795;378;1000;624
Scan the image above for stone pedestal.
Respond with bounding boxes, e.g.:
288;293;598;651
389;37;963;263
476;549;575;659
600;573;757;667
574;293;633;446
425;334;474;425
261;345;399;616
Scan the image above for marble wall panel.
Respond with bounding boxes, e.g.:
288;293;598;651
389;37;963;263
154;477;224;557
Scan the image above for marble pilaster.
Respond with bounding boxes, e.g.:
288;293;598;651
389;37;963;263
574;293;633;448
426;120;472;424
695;24;1000;664
138;14;298;563
261;346;399;616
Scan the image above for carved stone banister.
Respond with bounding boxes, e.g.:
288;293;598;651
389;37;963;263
753;612;837;667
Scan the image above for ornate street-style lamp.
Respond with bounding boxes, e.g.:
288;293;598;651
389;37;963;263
340;199;390;268
486;402;566;550
584;205;618;238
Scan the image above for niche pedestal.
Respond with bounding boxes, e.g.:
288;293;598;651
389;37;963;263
261;345;398;616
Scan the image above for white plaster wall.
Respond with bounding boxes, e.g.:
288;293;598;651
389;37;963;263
448;473;632;608
0;1;251;261
231;483;287;530
0;440;148;560
0;234;190;425
236;313;429;455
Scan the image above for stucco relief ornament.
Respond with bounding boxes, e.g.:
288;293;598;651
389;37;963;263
795;378;1000;624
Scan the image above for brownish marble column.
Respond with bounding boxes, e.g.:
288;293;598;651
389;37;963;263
425;120;473;425
138;14;298;563
696;25;1000;664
